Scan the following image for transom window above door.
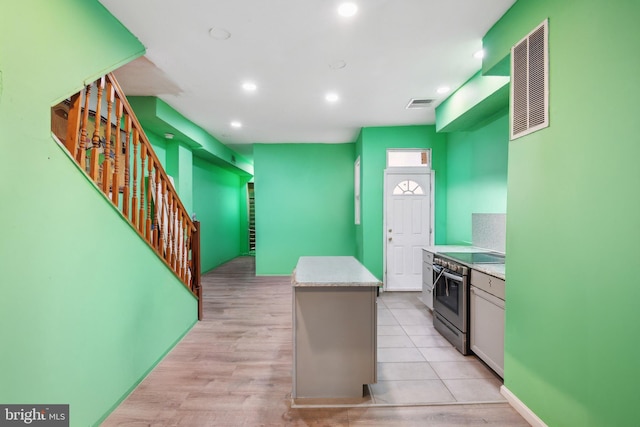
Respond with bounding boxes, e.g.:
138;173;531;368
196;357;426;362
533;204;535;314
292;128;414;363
393;180;424;195
387;149;431;169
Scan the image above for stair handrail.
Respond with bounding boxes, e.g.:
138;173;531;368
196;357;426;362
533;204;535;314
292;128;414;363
52;73;201;310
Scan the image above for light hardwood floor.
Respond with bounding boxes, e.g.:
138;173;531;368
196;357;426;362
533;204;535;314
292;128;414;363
102;256;528;426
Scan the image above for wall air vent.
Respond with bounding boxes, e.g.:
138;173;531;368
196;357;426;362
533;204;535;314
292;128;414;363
510;19;549;140
406;98;435;109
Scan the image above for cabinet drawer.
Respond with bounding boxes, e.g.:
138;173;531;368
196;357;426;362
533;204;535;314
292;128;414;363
422;250;434;264
470;270;505;300
422;262;433;287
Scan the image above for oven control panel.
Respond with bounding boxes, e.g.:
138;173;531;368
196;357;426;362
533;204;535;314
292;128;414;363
434;257;468;275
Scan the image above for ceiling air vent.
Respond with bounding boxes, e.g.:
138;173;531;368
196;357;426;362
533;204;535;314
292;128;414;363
406;98;434;109
510;19;549;140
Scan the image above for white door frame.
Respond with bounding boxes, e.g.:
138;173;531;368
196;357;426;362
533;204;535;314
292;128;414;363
383;167;435;290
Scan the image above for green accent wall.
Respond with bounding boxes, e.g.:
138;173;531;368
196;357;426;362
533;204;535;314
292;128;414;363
485;1;640;426
130;97;253;273
253;143;356;275
436;71;510;133
445;113;509;245
167;140;194;214
146;131;168;167
193;157;249;273
356;126;448;279
0;1;197;426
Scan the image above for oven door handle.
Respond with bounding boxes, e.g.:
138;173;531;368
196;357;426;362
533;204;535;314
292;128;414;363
442;271;463;282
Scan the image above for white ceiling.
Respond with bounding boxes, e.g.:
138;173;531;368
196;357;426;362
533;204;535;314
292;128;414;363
101;0;515;158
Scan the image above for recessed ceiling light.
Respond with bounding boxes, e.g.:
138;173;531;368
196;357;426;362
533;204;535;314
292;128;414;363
209;27;231;40
338;2;358;17
437;86;450;95
230;121;242;128
242;82;257;92
325;93;339;103
164;133;174;139
474;49;485;59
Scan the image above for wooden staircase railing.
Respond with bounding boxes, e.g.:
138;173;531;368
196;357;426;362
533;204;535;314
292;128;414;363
51;73;201;318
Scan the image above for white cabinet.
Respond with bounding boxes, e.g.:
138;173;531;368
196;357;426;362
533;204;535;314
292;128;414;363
421;250;434;310
470;269;505;378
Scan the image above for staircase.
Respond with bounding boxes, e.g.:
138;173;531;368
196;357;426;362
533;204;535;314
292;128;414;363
51;73;202;318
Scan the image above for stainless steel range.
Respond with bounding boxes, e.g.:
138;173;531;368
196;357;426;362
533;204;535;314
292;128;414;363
432;252;504;355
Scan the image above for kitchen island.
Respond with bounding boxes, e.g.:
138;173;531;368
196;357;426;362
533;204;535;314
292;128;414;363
291;256;380;400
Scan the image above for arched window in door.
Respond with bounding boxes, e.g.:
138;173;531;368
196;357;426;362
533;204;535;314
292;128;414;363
393;180;424;195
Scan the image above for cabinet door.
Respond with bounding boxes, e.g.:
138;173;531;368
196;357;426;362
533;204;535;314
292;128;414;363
470;286;504;377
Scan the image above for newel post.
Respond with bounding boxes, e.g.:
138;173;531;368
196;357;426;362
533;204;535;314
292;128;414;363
193;221;202;320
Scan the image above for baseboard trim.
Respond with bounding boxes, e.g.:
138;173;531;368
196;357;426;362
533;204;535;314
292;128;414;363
500;385;547;427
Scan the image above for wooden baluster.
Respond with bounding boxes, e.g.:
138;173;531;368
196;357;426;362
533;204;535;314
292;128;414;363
102;82;114;194
182;219;189;281
123;114;131;218
139;144;147;235
147;158;153;243
152;169;160;250
78;84;92;168
188;230;194;290
193;221;202;317
183;216;189;280
174;205;180;271
167;193;173;265
159;178;167;254
131;129;139;227
177;213;184;279
65;93;82;156
171;202;179;271
170;195;176;268
175;205;180;271
90;77;105;181
111;98;123;206
184;232;190;284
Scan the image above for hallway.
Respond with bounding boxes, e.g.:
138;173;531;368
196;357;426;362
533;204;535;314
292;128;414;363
102;257;527;426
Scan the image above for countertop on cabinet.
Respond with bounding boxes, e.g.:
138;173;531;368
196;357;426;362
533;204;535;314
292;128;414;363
423;245;491;254
292;256;381;288
423;246;505;281
472;264;505;281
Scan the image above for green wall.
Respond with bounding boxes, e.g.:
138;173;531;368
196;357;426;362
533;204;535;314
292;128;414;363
253;143;356;275
193;157;249;273
0;1;198;426
485;1;640;426
356;126;448;279
445;112;509;245
146;130;168;167
167;140;194;214
132;99;252;274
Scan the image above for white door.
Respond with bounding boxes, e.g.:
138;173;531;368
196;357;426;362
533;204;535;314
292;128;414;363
385;170;432;291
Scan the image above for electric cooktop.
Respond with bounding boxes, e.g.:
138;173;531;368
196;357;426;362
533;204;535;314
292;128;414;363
439;252;505;264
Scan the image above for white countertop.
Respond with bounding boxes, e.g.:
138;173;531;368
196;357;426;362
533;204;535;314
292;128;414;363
292;256;382;287
423;245;506;280
424;245;491;254
472;264;506;280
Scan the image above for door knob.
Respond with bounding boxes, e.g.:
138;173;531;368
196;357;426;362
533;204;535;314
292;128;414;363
388;237;392;241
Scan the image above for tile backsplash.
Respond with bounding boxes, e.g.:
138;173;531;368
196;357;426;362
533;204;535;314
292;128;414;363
472;213;506;253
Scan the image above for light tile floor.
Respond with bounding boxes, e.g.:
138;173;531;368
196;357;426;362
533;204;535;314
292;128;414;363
369;291;506;405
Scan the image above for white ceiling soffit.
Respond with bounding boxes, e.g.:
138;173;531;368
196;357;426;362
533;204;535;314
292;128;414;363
100;0;516;146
